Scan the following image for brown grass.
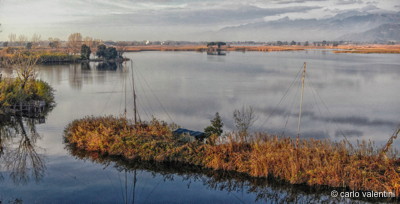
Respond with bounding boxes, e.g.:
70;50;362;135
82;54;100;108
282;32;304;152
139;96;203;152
65;116;400;197
334;45;400;54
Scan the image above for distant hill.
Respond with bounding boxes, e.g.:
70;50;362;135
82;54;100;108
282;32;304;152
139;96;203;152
214;12;400;42
338;24;400;42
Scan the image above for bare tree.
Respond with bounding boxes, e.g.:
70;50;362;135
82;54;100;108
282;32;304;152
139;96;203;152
83;36;94;49
31;33;41;48
233;106;256;142
92;38;103;51
11;52;40;88
67;33;82;55
17;35;28;46
8;33;16;46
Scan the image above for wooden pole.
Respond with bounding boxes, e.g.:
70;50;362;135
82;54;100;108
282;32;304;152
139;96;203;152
297;62;307;137
131;60;137;124
124;65;127;118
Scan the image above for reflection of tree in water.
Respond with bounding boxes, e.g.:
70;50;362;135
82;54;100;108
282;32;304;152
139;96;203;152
67;147;367;203
69;64;82;90
0;115;46;185
96;62;121;71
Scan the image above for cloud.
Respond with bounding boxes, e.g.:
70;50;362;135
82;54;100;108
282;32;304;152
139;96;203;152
275;0;328;4
257;106;396;128
336;0;363;5
323;116;396;127
65;5;321;27
0;0;399;40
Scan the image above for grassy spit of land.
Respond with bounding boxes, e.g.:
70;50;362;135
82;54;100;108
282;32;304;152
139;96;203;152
64;116;400;199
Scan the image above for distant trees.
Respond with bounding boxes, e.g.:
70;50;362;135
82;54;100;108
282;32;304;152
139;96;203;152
80;44;91;60
83;36;93;48
207;42;226;48
48;37;61;49
96;44;107;58
104;47;117;60
67;33;82;55
8;33;16;46
96;44;120;61
26;42;33;50
17;35;27;46
31;33;41;48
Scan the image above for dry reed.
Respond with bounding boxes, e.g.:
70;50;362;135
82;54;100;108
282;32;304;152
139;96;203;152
64;116;400;197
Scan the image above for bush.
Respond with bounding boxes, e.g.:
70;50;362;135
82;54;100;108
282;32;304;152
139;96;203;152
0;78;55;108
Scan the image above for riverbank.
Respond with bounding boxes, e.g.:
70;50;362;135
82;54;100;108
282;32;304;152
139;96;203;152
64;116;400;199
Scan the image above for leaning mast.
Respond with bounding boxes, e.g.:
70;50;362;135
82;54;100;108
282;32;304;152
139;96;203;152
297;62;307;137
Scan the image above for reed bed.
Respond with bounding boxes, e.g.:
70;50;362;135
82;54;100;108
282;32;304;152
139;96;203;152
334;45;400;54
64;116;400;197
333;49;400;54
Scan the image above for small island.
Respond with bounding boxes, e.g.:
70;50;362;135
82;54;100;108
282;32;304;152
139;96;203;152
0;52;55;116
64;114;400;198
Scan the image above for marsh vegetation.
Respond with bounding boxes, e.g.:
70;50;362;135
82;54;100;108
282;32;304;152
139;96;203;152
64;116;400;200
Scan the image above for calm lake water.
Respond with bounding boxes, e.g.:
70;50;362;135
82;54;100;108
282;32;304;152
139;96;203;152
0;50;399;203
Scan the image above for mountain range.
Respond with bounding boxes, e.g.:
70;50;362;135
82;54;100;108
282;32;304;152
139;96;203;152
213;11;400;42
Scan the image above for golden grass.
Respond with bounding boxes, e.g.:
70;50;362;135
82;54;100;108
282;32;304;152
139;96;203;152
334;45;400;54
64;116;400;198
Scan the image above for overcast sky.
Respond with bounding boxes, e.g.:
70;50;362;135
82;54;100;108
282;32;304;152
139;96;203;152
0;0;399;41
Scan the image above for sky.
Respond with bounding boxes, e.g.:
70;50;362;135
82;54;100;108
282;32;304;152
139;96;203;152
0;0;399;41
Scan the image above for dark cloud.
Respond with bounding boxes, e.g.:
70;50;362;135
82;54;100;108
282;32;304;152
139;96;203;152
324;116;396;127
259;128;330;139
257;105;396;128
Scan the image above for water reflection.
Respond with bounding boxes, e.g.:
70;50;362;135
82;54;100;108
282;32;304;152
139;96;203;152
96;62;121;71
66;146;378;203
0;115;46;185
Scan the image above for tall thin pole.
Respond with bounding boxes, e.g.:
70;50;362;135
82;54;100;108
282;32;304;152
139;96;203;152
297;62;307;137
124;67;127;118
131;60;137;124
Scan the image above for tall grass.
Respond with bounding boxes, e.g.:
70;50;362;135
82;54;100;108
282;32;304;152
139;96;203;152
64;116;400;197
